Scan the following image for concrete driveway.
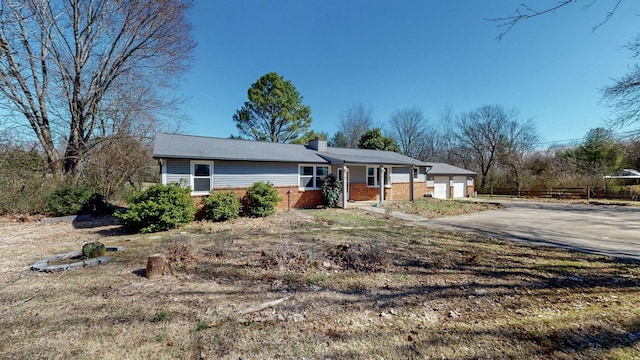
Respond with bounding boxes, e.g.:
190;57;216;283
417;200;640;260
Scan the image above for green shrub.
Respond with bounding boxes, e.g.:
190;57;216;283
321;173;342;208
243;182;281;217
45;186;112;217
203;191;241;222
115;183;195;233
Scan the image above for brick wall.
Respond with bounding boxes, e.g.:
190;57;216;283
205;186;323;210
349;183;392;201
392;182;430;200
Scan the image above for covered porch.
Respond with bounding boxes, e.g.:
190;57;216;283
333;163;430;208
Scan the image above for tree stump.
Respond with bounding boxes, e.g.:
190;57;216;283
146;253;166;279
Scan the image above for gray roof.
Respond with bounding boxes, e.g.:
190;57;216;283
604;168;640;179
153;133;327;163
318;147;428;166
153;133;475;175
426;162;476;176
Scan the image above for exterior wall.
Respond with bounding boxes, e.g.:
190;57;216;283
392;182;429;200
349;183;391;201
391;167;426;183
207;186;322;210
166;159;190;184
214;161;298;188
349;166;367;184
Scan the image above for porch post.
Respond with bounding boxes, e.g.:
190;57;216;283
342;165;348;209
410;166;415;202
379;165;385;205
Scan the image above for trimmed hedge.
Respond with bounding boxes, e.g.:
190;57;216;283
115;183;195;233
203;191;241;222
243;182;281;217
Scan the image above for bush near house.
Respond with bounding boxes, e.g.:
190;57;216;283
45;186;110;216
243;182;281;217
115;183;195;233
203;191;241;222
321;174;342;208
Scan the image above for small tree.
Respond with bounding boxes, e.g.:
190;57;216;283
115;183;195;233
321;174;342;208
203;191;241;222
243;182;282;217
233;72;312;143
358;128;400;152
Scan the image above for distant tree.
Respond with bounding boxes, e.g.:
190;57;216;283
289;130;330;145
358;128;400;152
339;103;374;148
454;105;537;190
497;119;540;191
389;106;431;159
329;131;349;147
573;128;625;178
0;0;195;177
233;72;312;143
624;139;640;170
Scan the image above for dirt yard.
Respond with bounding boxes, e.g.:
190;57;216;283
1;203;639;359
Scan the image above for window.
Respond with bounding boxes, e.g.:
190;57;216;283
367;166;391;187
191;161;213;194
299;165;328;189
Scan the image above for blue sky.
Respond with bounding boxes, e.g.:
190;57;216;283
178;1;639;147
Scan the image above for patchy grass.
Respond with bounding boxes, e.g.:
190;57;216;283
0;209;639;359
383;197;501;218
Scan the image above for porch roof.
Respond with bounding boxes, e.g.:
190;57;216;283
318;147;428;166
604;168;640;179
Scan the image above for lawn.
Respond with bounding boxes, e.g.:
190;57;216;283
0;201;639;359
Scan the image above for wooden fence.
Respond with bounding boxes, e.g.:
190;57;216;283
480;187;640;201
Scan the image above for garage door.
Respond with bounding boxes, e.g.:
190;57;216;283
453;176;466;198
433;177;449;199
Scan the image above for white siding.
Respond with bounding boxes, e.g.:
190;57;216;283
453;176;466;198
391;167;424;183
213;161;297;188
166;159;190;185
391;167;409;183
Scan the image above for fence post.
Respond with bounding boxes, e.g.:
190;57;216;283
587;187;590;201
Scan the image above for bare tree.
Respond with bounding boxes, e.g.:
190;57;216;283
488;0;626;40
497;118;540;191
389;106;431;159
602;36;640;135
454;105;538;190
338;103;373;148
0;0;195;177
